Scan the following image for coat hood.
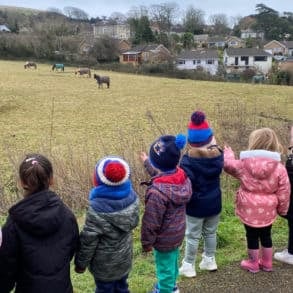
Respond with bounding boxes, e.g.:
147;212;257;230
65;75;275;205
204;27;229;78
9;190;65;236
182;146;223;178
89;190;139;233
151;167;192;205
240;150;280;180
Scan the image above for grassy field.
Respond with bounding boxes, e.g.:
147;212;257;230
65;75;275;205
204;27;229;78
0;60;292;292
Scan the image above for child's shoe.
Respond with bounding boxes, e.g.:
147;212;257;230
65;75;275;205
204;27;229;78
179;260;196;277
199;253;217;271
240;249;259;273
274;249;293;265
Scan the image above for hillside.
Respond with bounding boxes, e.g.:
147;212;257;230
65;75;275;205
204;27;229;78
0;5;91;33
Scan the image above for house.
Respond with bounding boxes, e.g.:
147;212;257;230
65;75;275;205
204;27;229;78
176;49;219;75
207;36;226;49
93;22;131;40
120;44;171;65
0;24;11;32
223;48;272;74
193;34;209;47
116;39;131;53
226;36;245;48
240;29;264;40
264;40;293;57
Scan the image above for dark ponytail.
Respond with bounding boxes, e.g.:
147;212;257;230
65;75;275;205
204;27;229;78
19;153;53;195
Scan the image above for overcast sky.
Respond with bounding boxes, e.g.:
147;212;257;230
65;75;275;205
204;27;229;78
0;0;292;21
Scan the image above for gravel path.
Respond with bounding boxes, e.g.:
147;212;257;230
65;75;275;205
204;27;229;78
178;261;293;293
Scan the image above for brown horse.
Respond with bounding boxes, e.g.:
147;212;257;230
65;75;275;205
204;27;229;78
24;61;37;69
75;67;91;78
94;74;110;88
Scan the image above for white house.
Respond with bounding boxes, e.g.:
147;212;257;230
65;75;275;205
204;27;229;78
223;48;272;74
240;29;264;40
0;24;11;32
176;49;219;75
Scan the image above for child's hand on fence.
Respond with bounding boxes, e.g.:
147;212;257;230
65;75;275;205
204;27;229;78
75;266;86;274
140;152;148;163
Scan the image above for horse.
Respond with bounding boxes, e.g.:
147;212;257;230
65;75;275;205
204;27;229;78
52;63;64;72
24;61;37;69
252;74;265;84
93;74;110;89
75;68;91;78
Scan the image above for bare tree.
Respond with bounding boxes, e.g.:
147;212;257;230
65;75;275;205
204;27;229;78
208;13;230;35
109;12;127;24
149;2;179;33
47;7;63;15
183;5;205;34
127;5;149;19
63;6;88;20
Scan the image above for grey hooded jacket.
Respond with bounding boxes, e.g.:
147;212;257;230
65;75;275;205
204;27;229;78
75;189;139;282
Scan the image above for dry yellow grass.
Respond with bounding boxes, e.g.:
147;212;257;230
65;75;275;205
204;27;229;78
0;60;292;161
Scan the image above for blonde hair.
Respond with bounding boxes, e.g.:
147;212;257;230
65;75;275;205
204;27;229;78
248;128;283;153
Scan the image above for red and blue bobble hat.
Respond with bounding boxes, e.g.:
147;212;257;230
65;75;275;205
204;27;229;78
187;111;214;147
92;156;130;187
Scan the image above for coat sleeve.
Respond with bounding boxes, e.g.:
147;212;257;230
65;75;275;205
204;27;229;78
74;209;103;270
276;164;291;216
141;189;166;252
223;148;243;179
0;217;19;293
144;159;158;177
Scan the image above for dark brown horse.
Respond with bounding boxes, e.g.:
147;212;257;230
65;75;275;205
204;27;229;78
75;67;91;77
94;74;110;88
24;61;37;69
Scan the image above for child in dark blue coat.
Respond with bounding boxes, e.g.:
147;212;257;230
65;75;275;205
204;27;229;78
179;111;224;278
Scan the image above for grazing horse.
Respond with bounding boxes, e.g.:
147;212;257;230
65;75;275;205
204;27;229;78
93;74;110;88
75;67;91;78
252;74;265;84
52;63;64;72
24;61;37;69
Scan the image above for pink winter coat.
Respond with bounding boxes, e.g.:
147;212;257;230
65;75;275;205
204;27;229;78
224;148;290;228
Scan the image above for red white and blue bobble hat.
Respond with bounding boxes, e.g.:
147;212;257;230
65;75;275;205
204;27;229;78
93;156;130;187
187;110;214;147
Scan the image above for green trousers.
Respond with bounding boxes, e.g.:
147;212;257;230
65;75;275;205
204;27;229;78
154;248;179;293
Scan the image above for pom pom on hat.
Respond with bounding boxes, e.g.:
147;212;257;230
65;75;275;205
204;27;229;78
149;134;186;171
187;110;213;147
93;156;130;187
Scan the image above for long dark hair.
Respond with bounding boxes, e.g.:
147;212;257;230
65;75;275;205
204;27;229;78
19;153;53;195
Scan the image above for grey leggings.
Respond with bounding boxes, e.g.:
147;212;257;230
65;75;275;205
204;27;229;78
183;214;220;264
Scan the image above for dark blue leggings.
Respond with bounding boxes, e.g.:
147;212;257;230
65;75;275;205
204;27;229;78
244;224;272;249
95;275;129;293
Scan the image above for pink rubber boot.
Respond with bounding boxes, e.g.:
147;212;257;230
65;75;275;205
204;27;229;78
240;249;260;273
259;247;273;272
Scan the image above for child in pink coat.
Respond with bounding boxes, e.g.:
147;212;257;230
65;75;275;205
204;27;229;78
224;127;290;273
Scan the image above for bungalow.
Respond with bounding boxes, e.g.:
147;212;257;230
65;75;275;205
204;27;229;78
120;44;171;65
240;29;264;40
226;36;245;48
207;36;226;49
223;48;272;74
176;49;219;75
264;40;293;57
193;34;209;47
0;24;11;32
